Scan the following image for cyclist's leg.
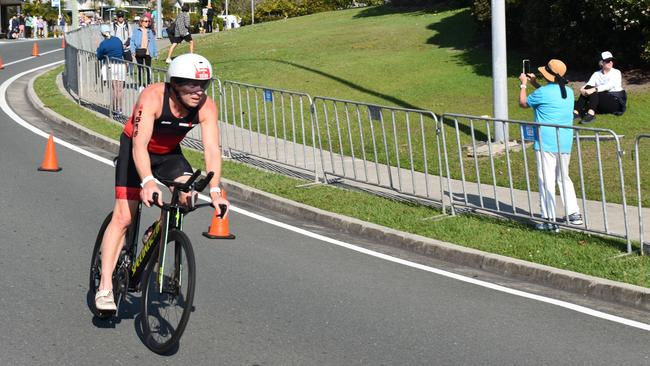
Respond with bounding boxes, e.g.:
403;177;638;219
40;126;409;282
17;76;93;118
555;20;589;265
98;198;138;291
99;133;142;292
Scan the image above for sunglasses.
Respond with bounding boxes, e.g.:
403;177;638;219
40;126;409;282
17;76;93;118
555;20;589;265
141;20;150;23
176;79;210;94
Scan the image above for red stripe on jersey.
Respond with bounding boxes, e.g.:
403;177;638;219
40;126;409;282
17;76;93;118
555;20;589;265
148;134;185;154
123;118;184;154
115;186;141;200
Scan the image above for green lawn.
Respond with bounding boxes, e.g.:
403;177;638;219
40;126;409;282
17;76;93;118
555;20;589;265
157;6;650;206
36;65;650;288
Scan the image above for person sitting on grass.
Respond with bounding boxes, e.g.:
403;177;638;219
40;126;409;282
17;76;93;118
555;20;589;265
574;51;627;124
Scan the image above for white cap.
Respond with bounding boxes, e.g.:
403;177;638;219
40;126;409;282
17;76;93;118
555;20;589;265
601;51;614;61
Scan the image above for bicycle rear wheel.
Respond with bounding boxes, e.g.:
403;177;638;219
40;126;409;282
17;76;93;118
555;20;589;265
141;229;196;354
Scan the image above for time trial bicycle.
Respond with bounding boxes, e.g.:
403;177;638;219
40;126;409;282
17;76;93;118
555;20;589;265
89;169;226;354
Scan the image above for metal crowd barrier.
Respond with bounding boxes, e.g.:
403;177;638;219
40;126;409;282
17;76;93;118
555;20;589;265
220;80;318;181
61;44;650;250
63;44;79;96
441;114;631;251
635;134;650;254
312;97;443;203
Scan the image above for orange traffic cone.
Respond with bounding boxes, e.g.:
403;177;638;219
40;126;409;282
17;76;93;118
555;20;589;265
202;189;235;239
32;42;39;57
38;135;62;172
61;37;65;49
0;56;4;70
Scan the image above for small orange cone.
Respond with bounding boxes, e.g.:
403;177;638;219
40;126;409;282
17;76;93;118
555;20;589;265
38;135;62;172
0;56;4;70
61;38;65;49
202;189;235;239
32;42;39;57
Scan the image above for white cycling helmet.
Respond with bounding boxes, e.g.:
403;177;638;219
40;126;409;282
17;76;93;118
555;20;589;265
166;53;213;82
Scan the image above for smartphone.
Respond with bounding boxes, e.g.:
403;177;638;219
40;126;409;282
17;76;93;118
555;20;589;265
522;59;531;75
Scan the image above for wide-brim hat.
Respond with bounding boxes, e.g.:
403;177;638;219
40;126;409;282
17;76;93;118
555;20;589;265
538;59;567;83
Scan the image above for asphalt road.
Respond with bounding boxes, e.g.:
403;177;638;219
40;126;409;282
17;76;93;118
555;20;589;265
1;38;650;365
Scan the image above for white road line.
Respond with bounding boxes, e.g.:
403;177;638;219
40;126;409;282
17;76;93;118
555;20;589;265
0;61;114;166
0;38;60;44
3;49;64;67
3;62;650;332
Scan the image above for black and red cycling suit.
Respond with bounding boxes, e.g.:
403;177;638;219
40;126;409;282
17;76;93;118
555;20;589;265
115;83;206;200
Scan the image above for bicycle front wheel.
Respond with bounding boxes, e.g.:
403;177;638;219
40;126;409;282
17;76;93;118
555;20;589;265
141;229;196;354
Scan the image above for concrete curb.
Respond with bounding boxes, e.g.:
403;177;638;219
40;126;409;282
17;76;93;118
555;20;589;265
28;68;120;156
25;66;650;312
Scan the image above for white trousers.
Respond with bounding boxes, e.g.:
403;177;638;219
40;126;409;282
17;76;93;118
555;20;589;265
535;151;580;221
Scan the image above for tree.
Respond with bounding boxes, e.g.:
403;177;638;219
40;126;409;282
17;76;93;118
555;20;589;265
23;0;68;25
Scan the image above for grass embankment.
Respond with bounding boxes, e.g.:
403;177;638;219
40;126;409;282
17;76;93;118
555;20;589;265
36;66;650;287
159;6;650;206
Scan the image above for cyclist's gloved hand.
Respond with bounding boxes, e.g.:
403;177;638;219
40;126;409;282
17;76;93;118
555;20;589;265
141;181;163;207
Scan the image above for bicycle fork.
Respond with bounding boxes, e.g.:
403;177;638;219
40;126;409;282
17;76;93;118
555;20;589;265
156;207;184;295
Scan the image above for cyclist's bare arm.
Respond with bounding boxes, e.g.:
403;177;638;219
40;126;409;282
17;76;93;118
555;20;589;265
198;98;229;214
132;85;164;207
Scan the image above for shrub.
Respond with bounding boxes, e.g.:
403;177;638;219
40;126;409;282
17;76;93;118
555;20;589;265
470;0;650;69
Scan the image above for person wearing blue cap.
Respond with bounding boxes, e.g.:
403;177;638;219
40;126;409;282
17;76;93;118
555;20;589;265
97;24;127;116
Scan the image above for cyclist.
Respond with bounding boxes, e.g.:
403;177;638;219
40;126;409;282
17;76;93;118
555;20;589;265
95;53;229;313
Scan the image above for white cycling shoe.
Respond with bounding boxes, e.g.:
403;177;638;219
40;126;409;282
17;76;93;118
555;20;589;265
95;289;117;312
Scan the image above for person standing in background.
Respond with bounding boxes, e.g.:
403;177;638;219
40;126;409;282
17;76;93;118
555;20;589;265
130;14;158;89
97;24;126;116
518;59;583;232
36;16;44;38
206;3;215;33
59;15;66;34
25;13;33;39
200;6;208;33
165;4;193;63
18;13;25;38
151;8;158;30
113;11;132;61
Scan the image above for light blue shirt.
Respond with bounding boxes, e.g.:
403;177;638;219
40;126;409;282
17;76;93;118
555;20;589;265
527;83;575;153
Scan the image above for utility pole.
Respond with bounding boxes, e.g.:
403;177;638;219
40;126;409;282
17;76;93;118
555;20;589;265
491;0;508;143
251;0;254;24
156;0;162;39
71;0;79;30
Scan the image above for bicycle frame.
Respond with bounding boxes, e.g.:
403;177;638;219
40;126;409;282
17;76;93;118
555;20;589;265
120;170;213;294
125;198;186;293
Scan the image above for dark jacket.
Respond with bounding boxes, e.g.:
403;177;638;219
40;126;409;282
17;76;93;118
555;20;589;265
96;36;124;61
